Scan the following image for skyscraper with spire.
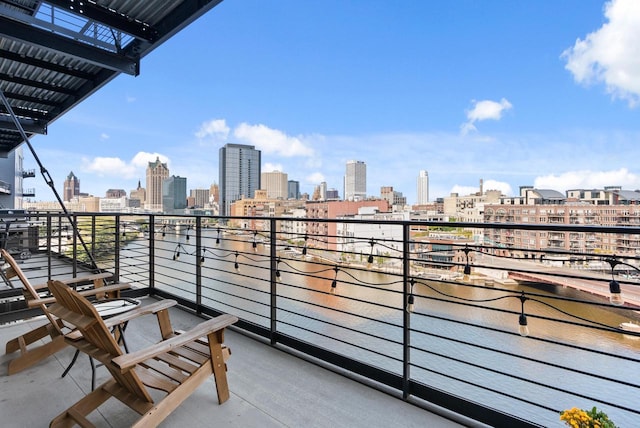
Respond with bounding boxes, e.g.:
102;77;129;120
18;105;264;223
145;157;169;212
63;171;80;202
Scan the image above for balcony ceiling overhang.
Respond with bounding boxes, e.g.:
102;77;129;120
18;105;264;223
0;0;223;157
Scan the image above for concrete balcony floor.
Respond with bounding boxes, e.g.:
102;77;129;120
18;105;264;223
1;298;478;427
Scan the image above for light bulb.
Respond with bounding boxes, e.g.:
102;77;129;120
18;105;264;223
609;280;624;306
407;294;415;313
610;293;624;306
518;313;529;337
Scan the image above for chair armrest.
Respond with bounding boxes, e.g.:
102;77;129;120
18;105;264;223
103;299;177;328
27;283;131;307
112;314;238;371
31;272;114;290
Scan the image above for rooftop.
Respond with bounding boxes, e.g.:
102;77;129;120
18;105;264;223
0;298;472;427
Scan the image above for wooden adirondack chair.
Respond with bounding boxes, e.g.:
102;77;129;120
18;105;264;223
2;248;131;375
47;279;237;428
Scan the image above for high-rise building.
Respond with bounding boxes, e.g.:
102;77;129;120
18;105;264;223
145;156;169;211
288;180;300;200
261;171;288;199
417;170;429;205
209;183;219;203
219;144;261;217
190;188;210;208
63;171;80;202
130;180;146;206
344;160;366;201
162;176;187;212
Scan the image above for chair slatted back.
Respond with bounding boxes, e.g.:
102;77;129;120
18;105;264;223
47;280;153;403
1;249;61;333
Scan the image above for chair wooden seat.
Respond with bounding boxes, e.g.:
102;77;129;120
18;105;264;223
1;248;131;375
47;279;237;428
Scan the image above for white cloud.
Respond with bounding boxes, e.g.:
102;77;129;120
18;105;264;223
461;98;513;134
126;95;136;103
195;119;230;141
234;123;314;157
534;168;640;191
562;0;640;106
100;133;109;140
83;152;170;179
305;172;325;186
450;179;513;197
83;157;137;178
263;162;283;173
131;152;169;169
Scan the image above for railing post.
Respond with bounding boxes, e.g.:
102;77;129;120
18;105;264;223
72;214;77;276
270;217;277;345
149;215;155;292
114;215;120;280
46;215;52;278
91;215;96;261
57;215;62;255
402;222;411;400
195;216;202;313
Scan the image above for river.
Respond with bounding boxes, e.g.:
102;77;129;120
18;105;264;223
117;231;640;427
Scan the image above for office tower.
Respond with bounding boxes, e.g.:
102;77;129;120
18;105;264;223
320;182;328;200
130;180;146;206
261;171;288;199
344;160;366;201
63;171;80;202
145;156;169;211
162;176;187;212
219;144;261;217
417;170;429;204
288;180;300;200
190;188;210;208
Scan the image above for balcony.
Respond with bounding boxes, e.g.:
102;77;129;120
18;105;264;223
21;169;35;178
21;188;35;197
2;212;640;427
0;294;464;427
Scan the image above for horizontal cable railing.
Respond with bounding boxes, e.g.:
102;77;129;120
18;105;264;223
2;212;640;427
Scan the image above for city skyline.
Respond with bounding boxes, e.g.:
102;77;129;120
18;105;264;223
18;0;640;204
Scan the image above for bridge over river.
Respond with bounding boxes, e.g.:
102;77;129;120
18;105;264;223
476;254;640;308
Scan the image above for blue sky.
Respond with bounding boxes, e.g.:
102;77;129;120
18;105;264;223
24;0;640;204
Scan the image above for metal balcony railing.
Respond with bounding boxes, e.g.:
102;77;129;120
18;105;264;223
2;212;640;427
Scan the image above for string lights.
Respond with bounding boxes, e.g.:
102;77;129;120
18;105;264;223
331;266;339;293
407;278;415;313
462;245;472;282
606;257;624;306
518;291;529;337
